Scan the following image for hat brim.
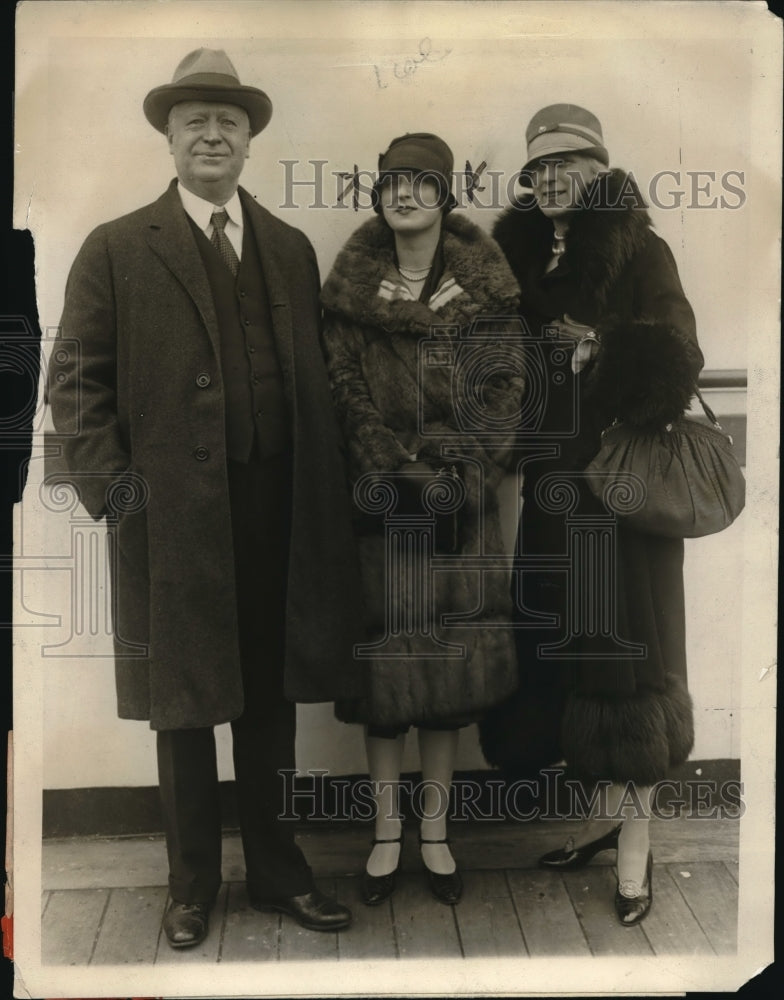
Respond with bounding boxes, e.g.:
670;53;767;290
523;131;609;173
143;83;272;136
371;169;457;215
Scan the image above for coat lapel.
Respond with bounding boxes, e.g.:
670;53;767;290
144;181;222;358
239;188;297;409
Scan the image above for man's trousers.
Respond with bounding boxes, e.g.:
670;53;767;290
156;449;314;904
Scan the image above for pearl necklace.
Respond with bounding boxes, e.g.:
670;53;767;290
398;264;432;282
551;232;567;257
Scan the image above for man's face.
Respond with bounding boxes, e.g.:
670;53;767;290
166;101;251;203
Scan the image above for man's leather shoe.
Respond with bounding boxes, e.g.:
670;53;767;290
251;888;352;931
163;900;210;948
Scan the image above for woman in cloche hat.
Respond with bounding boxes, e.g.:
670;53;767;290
320;133;525;908
480;104;704;926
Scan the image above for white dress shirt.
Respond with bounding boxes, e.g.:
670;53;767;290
177;181;244;259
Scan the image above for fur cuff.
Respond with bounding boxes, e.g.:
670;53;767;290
561;673;694;785
587;320;699;429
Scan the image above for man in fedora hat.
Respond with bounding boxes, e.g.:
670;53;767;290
48;48;363;947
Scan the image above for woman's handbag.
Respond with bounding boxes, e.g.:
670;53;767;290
584;388;746;538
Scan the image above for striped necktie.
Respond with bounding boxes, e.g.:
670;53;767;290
210;209;240;277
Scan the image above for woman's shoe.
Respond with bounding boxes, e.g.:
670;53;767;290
419;836;463;905
538;824;621;870
614;850;653;926
361;833;403;906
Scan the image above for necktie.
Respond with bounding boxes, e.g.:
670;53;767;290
210;209;240;277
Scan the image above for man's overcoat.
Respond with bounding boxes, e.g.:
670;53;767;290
48;180;364;730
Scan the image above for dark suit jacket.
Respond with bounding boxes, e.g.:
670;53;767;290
47;179;364;729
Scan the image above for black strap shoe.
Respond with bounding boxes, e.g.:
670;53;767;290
251;888;352;931
419;836;463;906
615;850;653;926
362;833;403;906
162;900;210;949
538;824;622;870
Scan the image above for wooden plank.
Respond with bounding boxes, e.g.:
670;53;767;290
507;869;590;956
637;866;713;955
154;884;228;965
42;817;740;890
334;875;397;961
455;870;527;958
391;872;462;959
41;888;109;966
277;878;339;962
91;886;168;964
562;868;654;957
220;882;279;962
43;835;171;891
298;828;374;879
666;862;738;954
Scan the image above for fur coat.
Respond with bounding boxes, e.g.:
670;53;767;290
321;212;523;727
479;169;704;785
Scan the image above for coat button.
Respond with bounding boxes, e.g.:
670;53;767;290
196;373;211;388
193;446;210;461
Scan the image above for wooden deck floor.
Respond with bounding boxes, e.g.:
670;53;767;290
41;818;738;964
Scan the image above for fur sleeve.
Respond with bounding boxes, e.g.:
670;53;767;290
585;234;704;429
322;314;412;478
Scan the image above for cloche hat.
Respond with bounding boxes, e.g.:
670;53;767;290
143;48;273;136
372;132;457;213
523;104;609;172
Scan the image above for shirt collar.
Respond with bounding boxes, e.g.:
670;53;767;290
177;181;243;232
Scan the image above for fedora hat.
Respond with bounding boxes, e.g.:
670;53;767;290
522;104;608;172
143;48;272;136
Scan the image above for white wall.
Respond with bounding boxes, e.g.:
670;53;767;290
12;2;779;790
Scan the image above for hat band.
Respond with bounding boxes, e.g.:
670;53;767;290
524;130;608;169
171;71;244;88
531;121;604;146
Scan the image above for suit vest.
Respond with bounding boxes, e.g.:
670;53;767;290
189;212;289;462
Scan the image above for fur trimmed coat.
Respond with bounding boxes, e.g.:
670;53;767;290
479;169;704;785
321;212;524;727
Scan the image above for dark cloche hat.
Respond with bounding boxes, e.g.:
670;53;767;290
372;132;457;213
523;104;609;172
143;48;273;136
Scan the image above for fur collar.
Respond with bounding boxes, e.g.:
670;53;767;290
321;212;520;337
492;168;652;314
